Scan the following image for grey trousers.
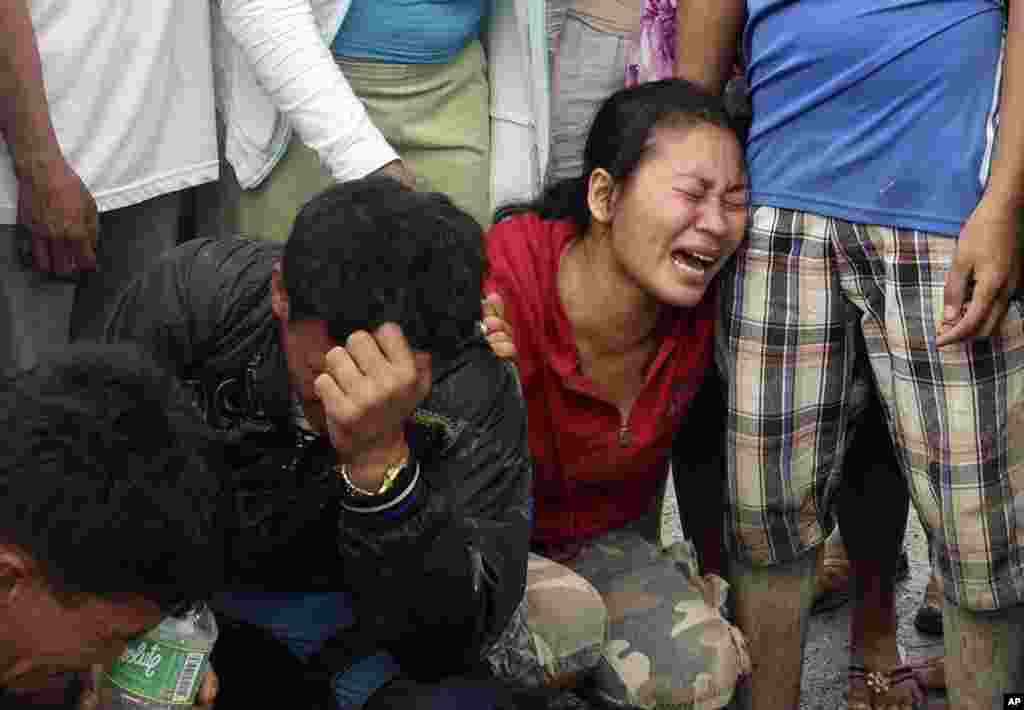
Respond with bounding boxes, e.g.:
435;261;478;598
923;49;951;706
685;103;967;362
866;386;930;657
547;12;630;183
0;190;185;375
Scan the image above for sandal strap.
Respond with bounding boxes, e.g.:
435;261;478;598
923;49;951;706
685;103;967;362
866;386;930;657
848;664;927;707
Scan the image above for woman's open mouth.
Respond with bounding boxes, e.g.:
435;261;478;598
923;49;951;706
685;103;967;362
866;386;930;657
671;249;717;274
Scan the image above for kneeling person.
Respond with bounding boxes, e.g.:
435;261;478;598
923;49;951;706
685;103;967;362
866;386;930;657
103;177;538;709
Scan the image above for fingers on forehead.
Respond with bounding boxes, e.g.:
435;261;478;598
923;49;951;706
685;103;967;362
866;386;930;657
372;323;415;364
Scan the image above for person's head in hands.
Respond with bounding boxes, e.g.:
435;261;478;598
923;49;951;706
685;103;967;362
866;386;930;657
0;343;221;694
271;176;486;430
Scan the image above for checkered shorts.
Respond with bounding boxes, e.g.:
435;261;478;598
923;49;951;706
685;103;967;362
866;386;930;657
717;205;1024;611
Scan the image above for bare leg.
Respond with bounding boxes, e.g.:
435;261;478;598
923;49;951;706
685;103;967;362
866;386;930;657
730;547;819;710
944;601;1024;710
839;395;917;710
838;415;909;675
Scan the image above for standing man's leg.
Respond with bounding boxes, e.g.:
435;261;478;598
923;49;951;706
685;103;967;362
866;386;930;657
842;224;1024;710
0;224;75;374
727;551;819;710
914;540;945;636
944;602;1024;710
69;190;186;342
835;370;918;709
718;207;857;710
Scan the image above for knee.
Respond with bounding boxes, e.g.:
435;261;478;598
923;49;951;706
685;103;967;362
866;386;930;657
930;546;1024;613
590;580;751;710
524;553;608;689
728;544;820;584
728;545;821;625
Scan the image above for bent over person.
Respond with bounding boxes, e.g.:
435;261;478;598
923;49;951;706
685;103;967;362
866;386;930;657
102;177;545;710
0;343;220;707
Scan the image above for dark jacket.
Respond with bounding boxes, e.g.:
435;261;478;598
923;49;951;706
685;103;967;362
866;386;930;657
102;237;534;679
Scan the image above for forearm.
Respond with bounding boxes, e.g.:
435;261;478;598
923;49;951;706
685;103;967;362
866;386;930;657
0;0;63;179
219;0;398;180
673;0;746;96
985;2;1024;210
337;395;533;671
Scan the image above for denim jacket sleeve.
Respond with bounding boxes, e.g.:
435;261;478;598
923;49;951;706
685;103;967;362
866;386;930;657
335;342;534;679
218;0;398;181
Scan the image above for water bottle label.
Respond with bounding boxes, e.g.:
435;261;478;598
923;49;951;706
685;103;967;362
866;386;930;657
105;638;209;705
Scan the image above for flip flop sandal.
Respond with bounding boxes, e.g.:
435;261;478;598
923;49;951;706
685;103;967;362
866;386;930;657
848;664;927;710
906;656;945;691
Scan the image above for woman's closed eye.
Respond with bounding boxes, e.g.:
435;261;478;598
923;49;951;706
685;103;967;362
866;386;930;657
674;187;748;211
674;188;706;203
723;186;749;210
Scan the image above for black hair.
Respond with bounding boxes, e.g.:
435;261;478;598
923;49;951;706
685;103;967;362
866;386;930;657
282;176;485;356
0;343;222;612
496;79;739;227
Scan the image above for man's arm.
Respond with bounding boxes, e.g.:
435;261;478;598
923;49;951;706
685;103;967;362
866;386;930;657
937;3;1024;346
219;0;413;185
329;343;533;678
673;0;746;95
0;0;97;276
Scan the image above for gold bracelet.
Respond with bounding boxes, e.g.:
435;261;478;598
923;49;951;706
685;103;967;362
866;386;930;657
335;455;408;497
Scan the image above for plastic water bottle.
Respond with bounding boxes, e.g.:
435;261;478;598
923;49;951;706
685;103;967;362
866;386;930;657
100;604;218;709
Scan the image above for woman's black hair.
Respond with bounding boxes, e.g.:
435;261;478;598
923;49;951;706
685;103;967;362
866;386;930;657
495;79;738;227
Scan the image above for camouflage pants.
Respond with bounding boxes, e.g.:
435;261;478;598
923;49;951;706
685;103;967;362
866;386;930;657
525;527;750;710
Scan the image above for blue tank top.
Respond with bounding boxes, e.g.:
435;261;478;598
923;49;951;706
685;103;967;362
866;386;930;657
744;0;1005;236
331;0;488;64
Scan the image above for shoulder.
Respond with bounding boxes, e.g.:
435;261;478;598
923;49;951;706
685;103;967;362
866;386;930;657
139;237;279;291
484;214;573;320
485;215;575;383
485;213;567;264
412;342;528;476
109;237;279;372
181;237;281;282
413;341;531;501
425;340;526;429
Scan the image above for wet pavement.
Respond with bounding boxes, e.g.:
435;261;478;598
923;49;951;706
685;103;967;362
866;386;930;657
661;481;946;710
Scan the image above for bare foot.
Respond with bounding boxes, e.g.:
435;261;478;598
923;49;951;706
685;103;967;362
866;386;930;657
850;606;920;710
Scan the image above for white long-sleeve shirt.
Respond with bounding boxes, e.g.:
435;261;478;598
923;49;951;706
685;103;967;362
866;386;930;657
215;0;397;188
215;0;550;211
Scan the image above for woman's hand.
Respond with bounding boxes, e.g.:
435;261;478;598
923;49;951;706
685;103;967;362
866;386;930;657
482;293;517;362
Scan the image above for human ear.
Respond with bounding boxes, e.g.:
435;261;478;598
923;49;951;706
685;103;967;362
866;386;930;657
586;169;617;226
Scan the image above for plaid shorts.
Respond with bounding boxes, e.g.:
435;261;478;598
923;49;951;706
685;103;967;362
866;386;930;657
718;205;1024;611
